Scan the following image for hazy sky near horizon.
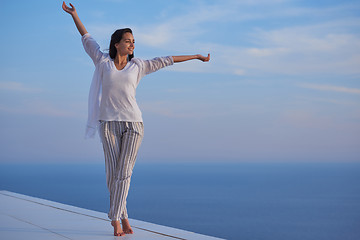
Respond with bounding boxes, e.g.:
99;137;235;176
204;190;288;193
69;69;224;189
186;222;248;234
1;0;359;163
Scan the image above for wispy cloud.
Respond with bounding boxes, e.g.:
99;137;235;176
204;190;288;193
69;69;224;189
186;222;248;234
141;101;202;119
298;83;360;94
0;100;84;118
294;96;360;106
141;100;223;119
150;3;359;76
0;81;85;117
0;81;42;93
281;109;335;129
87;1;360;77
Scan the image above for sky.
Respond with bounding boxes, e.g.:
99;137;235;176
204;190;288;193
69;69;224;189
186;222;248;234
0;0;359;163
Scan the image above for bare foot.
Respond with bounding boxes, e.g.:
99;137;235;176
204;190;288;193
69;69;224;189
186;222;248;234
121;219;134;234
111;220;125;236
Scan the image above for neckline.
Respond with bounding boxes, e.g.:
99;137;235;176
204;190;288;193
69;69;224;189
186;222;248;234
112;60;129;71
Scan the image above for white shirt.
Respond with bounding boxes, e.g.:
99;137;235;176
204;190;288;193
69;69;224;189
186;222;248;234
81;33;174;138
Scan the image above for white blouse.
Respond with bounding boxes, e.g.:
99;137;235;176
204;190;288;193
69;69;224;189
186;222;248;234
81;33;174;138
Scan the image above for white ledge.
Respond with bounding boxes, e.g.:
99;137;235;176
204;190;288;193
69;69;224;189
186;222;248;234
0;190;224;240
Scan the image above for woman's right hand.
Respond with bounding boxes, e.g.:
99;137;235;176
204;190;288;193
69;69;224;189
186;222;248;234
62;1;88;36
62;1;77;16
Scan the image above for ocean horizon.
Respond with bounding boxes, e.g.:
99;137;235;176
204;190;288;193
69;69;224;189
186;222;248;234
1;161;359;240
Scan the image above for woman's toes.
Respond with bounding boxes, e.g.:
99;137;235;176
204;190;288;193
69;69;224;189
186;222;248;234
115;232;125;236
124;229;133;234
111;220;125;236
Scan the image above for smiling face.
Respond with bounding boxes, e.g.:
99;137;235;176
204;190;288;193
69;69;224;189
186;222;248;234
115;32;135;57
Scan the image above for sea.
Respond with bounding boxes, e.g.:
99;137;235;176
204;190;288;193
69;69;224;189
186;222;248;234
1;161;359;240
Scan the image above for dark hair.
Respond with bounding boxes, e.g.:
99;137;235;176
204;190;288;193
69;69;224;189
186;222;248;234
109;28;134;61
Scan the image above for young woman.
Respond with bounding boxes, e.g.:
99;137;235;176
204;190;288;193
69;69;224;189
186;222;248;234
62;2;210;237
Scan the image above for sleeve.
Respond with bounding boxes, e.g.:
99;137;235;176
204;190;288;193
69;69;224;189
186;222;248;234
81;33;104;65
133;56;174;79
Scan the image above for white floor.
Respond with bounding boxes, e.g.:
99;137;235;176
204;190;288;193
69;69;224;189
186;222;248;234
0;190;224;240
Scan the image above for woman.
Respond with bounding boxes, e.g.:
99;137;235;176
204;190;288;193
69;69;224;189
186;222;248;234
62;2;210;237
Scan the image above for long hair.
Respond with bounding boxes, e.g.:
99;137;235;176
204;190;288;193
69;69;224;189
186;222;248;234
109;28;134;61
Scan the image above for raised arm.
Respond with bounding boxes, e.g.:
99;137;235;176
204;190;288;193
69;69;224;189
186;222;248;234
172;54;210;63
62;2;88;36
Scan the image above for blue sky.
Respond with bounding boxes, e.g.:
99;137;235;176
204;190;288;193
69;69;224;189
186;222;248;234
1;0;359;163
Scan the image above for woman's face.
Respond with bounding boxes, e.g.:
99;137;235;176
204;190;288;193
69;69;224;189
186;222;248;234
115;32;135;56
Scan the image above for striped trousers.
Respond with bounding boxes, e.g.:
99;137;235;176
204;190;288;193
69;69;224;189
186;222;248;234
99;121;144;221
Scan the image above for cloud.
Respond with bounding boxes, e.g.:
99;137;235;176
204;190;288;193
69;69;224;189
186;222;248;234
211;20;360;76
141;101;204;119
88;1;360;77
294;96;360;106
0;81;42;93
152;4;360;76
0;81;86;118
0;101;79;118
246;47;289;57
298;83;360;94
140;100;232;119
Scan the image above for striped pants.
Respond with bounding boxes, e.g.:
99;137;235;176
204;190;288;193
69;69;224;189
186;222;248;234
99;121;144;221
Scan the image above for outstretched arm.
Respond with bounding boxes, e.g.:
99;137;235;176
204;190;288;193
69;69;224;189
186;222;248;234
62;2;88;36
172;54;210;63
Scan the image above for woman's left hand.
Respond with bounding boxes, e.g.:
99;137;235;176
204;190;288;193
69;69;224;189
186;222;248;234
172;54;211;63
197;53;210;62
